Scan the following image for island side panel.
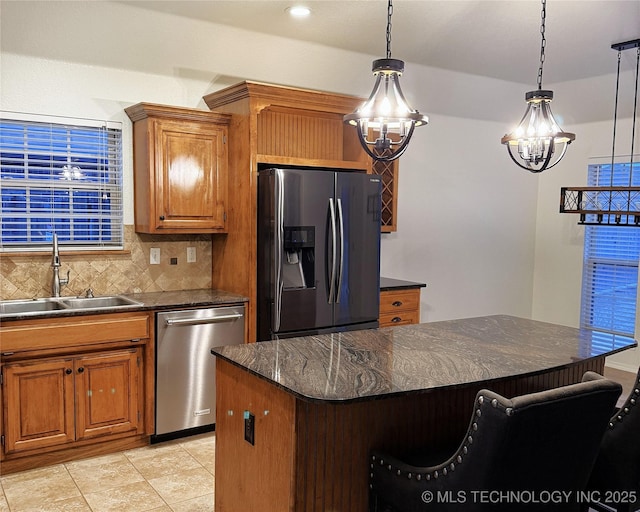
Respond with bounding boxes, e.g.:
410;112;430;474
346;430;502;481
291;358;605;512
215;359;297;512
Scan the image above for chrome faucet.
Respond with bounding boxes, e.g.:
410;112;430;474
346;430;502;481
51;233;70;297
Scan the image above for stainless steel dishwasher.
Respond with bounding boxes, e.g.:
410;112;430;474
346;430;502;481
153;304;245;441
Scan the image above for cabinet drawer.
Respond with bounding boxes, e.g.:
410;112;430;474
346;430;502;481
380;289;420;314
379;310;420;328
0;313;150;353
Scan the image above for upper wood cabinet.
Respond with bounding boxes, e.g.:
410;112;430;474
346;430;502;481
204;81;370;171
125;103;231;234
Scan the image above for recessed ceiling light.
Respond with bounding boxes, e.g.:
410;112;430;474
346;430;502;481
286;5;311;18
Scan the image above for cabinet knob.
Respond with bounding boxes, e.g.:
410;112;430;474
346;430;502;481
77;367;85;373
391;317;402;323
65;368;73;375
392;301;403;307
159;215;165;221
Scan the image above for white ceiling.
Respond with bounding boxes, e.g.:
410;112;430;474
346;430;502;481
117;0;640;85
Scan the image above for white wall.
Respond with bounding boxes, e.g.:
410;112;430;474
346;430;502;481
379;113;538;322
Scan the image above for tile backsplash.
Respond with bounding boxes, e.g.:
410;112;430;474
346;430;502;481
0;226;212;300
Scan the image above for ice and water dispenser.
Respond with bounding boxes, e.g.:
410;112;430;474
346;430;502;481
282;226;315;289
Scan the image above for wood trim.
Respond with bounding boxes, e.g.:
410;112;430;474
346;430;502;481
143;316;156;435
0;434;149;474
203;81;364;114
125;102;231;125
257;155;369;171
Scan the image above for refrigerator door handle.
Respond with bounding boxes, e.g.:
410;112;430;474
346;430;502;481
274;170;284;331
336;198;344;304
328;197;337;304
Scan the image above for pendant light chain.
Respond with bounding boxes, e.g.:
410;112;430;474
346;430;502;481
537;0;547;90
386;0;393;59
629;47;640;179
611;50;621;188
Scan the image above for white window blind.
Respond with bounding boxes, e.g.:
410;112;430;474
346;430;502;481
581;157;640;349
0;113;123;251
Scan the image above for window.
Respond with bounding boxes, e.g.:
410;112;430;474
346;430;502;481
0;113;123;252
581;157;640;350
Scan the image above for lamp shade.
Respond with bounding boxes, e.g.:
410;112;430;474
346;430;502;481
344;59;428;161
501;90;575;173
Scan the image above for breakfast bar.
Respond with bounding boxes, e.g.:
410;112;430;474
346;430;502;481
212;315;636;512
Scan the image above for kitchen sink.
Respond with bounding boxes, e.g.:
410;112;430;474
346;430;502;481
0;295;143;317
0;298;69;315
59;295;142;309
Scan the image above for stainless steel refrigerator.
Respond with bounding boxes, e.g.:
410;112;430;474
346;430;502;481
257;167;381;341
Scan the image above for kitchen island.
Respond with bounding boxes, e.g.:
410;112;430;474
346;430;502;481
211;315;636;512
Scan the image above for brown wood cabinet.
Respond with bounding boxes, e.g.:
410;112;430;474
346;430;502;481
3;349;141;455
202;81;372;341
125;103;231;234
379;288;421;327
0;312;153;474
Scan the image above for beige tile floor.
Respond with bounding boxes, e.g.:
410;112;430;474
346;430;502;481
0;432;215;512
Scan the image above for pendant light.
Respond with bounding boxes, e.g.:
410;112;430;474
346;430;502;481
344;0;428;162
501;0;575;173
560;39;640;226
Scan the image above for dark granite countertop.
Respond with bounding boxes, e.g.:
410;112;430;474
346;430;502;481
0;288;248;321
124;289;247;310
212;314;636;404
380;277;426;291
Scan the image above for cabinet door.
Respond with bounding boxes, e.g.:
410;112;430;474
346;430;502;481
3;358;75;454
154;119;227;231
75;349;142;440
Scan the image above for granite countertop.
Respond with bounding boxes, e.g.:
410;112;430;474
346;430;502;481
380;277;426;291
0;288;248;321
212;314;636;404
124;289;247;310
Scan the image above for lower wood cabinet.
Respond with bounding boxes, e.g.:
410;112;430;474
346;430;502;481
379;288;422;327
3;349;142;456
0;312;153;474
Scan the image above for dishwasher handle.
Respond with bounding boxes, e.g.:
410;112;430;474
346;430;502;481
164;313;244;326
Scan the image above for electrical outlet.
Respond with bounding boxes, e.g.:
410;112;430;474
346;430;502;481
244;411;255;445
150;248;160;265
187;247;196;263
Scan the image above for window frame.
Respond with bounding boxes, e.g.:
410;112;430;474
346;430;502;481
580;156;640;350
0;111;124;253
